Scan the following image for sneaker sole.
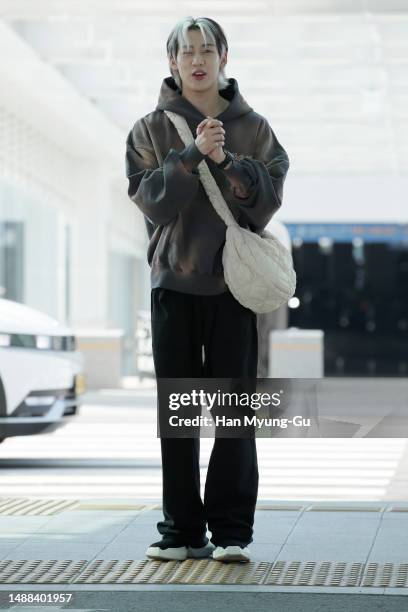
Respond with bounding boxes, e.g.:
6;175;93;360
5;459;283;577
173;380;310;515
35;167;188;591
212;546;250;563
146;542;215;562
146;546;187;561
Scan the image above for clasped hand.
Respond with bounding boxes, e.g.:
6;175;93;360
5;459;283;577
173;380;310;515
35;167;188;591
195;117;226;164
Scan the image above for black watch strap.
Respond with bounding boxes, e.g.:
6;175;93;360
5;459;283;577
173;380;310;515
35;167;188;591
216;150;234;169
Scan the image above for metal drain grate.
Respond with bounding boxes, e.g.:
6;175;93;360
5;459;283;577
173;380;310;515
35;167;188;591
0;499;80;516
0;560;407;586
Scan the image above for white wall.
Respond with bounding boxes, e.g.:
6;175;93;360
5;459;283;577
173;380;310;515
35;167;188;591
0;20;148;330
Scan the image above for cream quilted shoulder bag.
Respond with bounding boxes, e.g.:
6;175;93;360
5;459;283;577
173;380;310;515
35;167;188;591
164;110;297;314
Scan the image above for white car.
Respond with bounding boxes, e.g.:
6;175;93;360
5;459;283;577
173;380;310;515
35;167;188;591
0;298;86;443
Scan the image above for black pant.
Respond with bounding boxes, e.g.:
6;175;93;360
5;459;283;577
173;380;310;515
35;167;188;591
151;287;259;547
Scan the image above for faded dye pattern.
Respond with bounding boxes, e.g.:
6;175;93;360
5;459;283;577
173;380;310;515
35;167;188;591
125;76;290;296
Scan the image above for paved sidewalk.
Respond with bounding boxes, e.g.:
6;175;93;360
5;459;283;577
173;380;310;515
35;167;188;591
0;498;407;611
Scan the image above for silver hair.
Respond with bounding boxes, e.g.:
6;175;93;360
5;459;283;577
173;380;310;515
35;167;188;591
166;16;230;90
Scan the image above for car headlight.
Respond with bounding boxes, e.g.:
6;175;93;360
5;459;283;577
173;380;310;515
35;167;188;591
36;335;52;350
0;333;76;351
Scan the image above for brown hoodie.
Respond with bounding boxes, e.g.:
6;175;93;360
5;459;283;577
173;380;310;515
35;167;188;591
125;76;290;295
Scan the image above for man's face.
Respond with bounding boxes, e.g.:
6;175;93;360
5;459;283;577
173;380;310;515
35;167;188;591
171;28;226;91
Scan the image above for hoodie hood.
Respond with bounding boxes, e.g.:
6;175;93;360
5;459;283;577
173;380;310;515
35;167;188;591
155;76;253;123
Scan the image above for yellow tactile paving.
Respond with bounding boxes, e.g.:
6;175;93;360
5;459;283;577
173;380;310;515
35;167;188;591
0;559;407;587
0;498;80;516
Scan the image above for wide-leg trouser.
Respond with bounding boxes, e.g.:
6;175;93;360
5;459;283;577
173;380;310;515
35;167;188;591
151;287;259;547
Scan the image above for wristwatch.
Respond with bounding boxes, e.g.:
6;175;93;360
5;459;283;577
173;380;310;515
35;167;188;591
216;149;234;170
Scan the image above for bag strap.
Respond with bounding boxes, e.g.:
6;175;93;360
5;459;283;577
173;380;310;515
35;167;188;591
164;110;237;228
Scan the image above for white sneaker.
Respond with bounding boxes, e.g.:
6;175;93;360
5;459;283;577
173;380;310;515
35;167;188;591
146;539;215;561
212;545;251;563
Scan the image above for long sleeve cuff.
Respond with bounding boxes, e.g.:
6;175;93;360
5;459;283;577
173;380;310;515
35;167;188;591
220;157;256;199
179;142;206;173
